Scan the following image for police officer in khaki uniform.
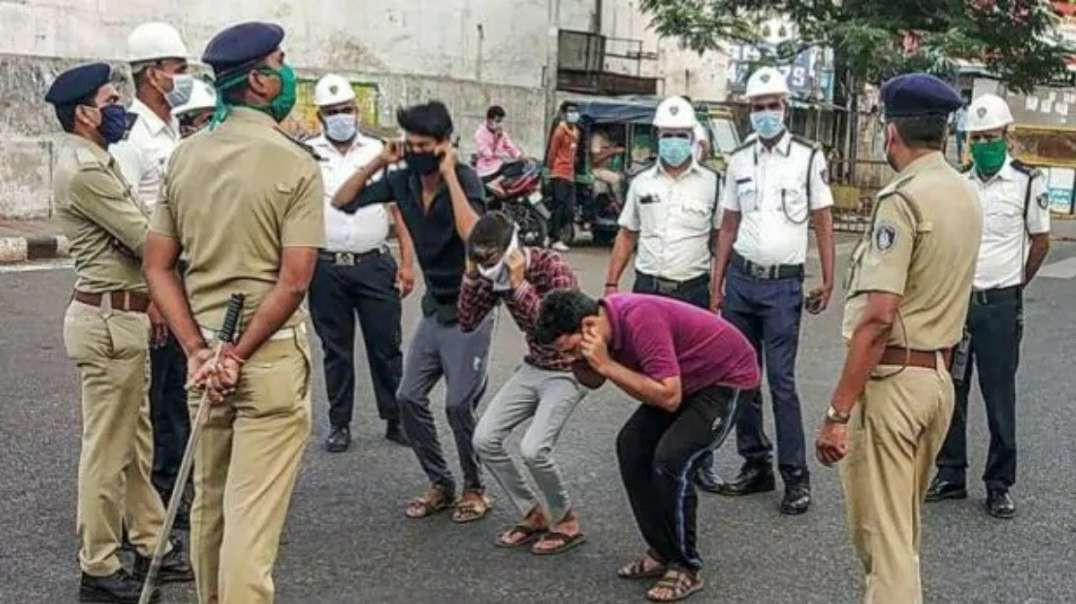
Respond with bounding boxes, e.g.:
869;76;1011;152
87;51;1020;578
143;22;324;604
48;62;192;603
815;74;981;604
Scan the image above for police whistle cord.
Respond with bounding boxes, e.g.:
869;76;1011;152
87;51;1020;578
139;293;245;604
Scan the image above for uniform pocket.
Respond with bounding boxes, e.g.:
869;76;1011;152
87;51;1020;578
985;203;1022;238
63;302;112;361
737;186;758;213
106;311;150;360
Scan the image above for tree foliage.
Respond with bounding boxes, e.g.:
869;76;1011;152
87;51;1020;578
639;0;1074;93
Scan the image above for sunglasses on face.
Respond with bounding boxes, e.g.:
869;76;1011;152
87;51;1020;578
751;102;782;112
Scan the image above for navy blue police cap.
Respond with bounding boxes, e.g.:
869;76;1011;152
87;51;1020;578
201;21;284;78
880;73;963;119
45;62;111;105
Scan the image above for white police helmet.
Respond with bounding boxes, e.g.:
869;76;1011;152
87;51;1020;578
745;67;790;99
314;74;356;107
653;96;697;129
966;94;1014;132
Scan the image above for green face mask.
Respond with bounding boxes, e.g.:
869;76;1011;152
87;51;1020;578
213;63;298;126
970;138;1007;178
250;64;297;122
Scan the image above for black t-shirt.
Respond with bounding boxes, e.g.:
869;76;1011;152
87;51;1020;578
341;164;485;323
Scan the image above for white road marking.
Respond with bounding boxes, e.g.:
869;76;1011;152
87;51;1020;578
0;259;73;274
1038;256;1076;280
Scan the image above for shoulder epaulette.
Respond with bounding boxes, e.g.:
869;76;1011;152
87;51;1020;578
1010;159;1043;179
273;126;323;161
730;140;754;155
877;173;916;200
75;147;104;168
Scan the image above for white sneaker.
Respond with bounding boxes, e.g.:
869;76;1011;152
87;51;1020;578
551;241;571;252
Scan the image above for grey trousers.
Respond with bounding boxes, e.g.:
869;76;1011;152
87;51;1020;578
472;364;586;522
397;313;493;494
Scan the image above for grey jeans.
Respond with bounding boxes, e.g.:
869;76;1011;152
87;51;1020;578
397;313;494;494
472;363;586;522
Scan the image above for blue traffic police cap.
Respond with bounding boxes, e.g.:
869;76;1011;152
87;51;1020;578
45;62;111;105
880;73;963;119
201;21;284;78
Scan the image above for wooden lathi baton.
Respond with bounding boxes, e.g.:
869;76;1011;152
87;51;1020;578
139;293;245;604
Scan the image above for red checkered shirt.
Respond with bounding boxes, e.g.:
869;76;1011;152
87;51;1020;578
457;248;578;371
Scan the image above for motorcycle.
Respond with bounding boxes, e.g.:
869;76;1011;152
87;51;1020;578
473;157;550;247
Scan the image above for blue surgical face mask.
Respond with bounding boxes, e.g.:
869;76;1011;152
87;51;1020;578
97;104;131;145
324;113;357;142
658;136;693;167
750;109;785;139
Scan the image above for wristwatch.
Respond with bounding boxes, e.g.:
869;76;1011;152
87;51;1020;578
825;405;850;424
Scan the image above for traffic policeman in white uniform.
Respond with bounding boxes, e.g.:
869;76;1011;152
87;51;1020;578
110;21;195;519
927;93;1051;519
307;73;416;453
605;95;724;491
711;67;836;515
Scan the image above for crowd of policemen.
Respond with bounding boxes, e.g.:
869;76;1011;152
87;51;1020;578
45;15;1048;604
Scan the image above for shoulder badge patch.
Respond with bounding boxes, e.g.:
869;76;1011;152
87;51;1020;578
1037;192;1050;210
874;222;897;253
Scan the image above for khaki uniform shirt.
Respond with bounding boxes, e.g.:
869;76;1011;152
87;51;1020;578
54;134;149;294
842;152;981;350
152;107;325;330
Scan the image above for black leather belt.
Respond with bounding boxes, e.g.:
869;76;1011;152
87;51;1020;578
636;272;709;295
731;252;804;281
971;285;1021;306
318;248;384;266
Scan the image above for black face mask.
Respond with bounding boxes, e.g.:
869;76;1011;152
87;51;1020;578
406;151;441;176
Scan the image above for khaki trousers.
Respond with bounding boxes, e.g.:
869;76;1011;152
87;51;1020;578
190;325;312;604
840;362;954;604
63;299;167;576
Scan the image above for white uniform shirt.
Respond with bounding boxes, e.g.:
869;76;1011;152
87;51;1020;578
969;156;1050;290
721;132;833;266
111;98;179;208
618;160;721;281
308;133;391;253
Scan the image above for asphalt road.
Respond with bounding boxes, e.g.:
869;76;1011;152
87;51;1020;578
1;237;1074;603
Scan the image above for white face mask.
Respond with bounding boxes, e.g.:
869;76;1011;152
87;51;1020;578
163;73;194;108
477;228;520;292
324;113;357;142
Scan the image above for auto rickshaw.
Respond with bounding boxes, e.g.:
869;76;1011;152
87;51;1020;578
544;97;740;246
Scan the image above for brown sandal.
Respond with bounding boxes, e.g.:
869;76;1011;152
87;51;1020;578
494;523;546;548
531;530;587;555
404;485;451;519
617;555;666;580
646;568;704;602
451;489;492;523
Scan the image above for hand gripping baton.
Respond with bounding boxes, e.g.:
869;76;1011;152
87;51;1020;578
139;293;245;604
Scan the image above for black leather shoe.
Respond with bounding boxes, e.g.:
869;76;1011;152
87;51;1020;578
925;475;967;502
694;465;722;494
986;489;1016;519
780;481;811;515
385;420;409;446
716;463;776;497
325;426;351;452
133;541;194;584
80;569;157;603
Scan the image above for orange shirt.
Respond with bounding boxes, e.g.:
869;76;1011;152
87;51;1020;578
547;123;578;180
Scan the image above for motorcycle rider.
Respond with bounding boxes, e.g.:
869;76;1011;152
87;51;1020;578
475;105;524;197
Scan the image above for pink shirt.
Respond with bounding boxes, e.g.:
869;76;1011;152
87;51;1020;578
602;293;760;394
474;124;522;177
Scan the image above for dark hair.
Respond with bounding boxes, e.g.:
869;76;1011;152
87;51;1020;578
467;211;514;260
486;105;506;120
397;100;454;141
535;289;599;346
54;91;99;133
890;115;947;150
561;101;579;114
